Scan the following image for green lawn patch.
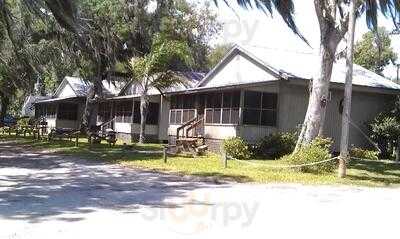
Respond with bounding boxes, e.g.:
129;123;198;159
1;134;400;187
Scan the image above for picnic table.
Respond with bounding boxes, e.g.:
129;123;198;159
88;128;117;147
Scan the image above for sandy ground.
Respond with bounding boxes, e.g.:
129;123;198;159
1;140;400;239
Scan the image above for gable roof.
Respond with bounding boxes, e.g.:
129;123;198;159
196;45;400;91
21;95;52;116
118;71;205;96
53;76;126;98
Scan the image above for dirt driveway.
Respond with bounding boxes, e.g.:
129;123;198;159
1;140;399;239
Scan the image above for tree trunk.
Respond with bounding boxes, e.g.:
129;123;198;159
295;40;338;150
0;93;9;125
339;0;357;178
295;2;346;151
81;78;102;133
396;137;400;164
139;93;149;144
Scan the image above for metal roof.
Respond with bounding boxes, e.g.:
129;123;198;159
240;45;400;90
195;45;400;91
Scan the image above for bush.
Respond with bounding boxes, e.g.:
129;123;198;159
255;132;297;159
369;113;400;158
17;117;30;126
281;137;335;173
223;137;251;160
350;147;379;160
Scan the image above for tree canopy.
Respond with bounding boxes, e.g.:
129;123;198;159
354;27;398;75
0;0;220;127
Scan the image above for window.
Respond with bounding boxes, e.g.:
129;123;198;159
243;91;277;126
115;100;133;123
169;94;197;124
57;103;78;121
46;104;57;119
205;91;240;125
132;101;160;125
98;102;112;123
35;104;46;119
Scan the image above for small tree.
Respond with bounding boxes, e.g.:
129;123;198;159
354;27;398;75
129;35;192;144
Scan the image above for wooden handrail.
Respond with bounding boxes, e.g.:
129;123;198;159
176;117;197;139
100;117;116;133
186;116;204;138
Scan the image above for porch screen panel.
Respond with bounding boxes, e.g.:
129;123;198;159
169;95;196;125
243;91;277;127
35;105;46;118
98;102;112;123
46;104;57;119
115;101;133;123
58;103;78;121
132;101;159;125
205;91;240;125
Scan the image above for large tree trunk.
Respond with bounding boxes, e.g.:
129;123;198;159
295;1;345;151
139;93;149;144
0;93;9;125
81;77;102;133
339;0;356;178
295;37;339;150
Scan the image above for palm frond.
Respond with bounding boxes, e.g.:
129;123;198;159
365;0;400;31
213;0;309;46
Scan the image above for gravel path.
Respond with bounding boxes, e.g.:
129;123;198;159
1;140;399;239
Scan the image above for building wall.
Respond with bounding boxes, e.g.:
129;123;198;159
167;82;395;152
58;83;76;98
113;95;164;143
278;81;395;150
201;52;278;88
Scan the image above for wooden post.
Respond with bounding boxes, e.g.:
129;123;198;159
75;134;79;147
222;151;227;168
163;146;168;163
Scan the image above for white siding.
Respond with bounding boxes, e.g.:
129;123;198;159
58;83;76;98
204;125;237;140
201;53;277;88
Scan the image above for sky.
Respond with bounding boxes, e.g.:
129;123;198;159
208;0;400;79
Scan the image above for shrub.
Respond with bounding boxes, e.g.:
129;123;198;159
350;147;379;160
369;113;400;158
255;132;297;159
17;117;30;126
223;137;251;160
281;137;335;173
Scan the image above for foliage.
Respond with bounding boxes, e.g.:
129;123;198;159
354;27;397;75
223;137;252;160
207;43;233;69
4;135;400;187
350;147;379;160
282;137;335;173
129;34;193;88
254;132;297;159
369;112;400;158
17;117;30;126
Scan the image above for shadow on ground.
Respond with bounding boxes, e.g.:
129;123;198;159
0;140;226;224
348;160;400;186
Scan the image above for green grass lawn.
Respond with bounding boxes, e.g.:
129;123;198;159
1;134;400;187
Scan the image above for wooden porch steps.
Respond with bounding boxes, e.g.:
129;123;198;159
175;136;208;156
